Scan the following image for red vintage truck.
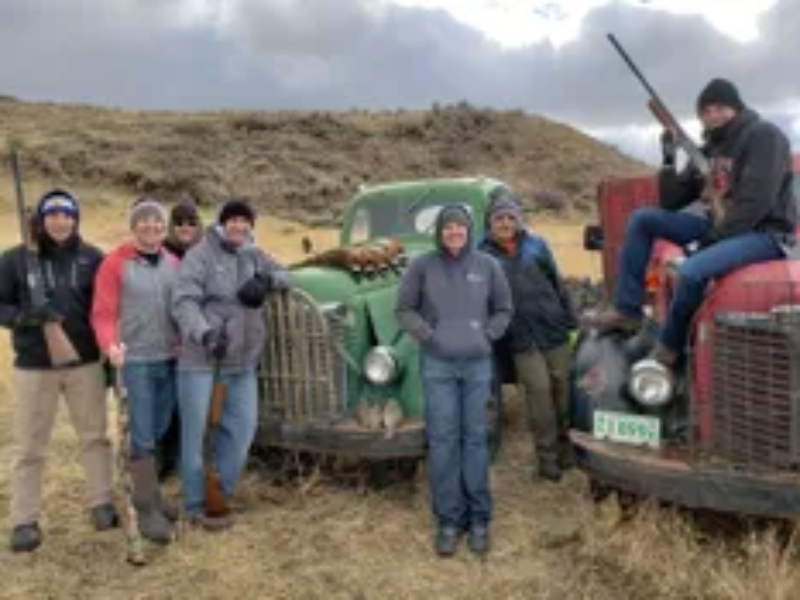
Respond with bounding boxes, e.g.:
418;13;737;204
571;156;800;516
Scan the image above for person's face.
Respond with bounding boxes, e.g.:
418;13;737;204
490;213;518;243
441;221;468;255
43;211;77;244
222;216;252;247
699;104;737;131
173;216;199;245
132;215;166;251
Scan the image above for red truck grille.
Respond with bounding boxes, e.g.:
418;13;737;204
708;314;800;471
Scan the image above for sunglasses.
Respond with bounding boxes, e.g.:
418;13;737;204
174;219;198;227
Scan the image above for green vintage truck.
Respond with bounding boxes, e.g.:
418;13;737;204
256;177;521;459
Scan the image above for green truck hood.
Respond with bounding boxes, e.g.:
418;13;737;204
288;267;360;305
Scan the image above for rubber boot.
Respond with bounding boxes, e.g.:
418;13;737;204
153;486;180;523
129;455;174;545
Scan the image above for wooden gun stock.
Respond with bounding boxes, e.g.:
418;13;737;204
204;370;230;518
43;321;81;367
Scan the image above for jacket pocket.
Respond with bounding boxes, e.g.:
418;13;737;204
428;319;491;358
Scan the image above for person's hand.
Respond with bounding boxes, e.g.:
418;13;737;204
237;272;273;308
203;328;228;361
108;343;127;368
660;129;677;167
15;303;62;328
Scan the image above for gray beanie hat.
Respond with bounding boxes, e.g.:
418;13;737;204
487;196;522;226
129;197;168;228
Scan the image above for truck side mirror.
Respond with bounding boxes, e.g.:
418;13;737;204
583;225;604;251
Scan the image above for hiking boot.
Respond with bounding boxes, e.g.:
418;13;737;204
467;524;490;556
588;308;642;334
91;503;120;531
650;342;679;369
537;456;563;483
10;523;42;553
435;526;461;558
129;456;175;545
187;513;235;532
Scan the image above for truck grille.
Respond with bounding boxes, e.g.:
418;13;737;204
708;313;800;471
261;289;348;422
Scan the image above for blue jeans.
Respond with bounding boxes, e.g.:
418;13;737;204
123;360;177;459
177;368;258;517
615;207;783;353
422;353;493;529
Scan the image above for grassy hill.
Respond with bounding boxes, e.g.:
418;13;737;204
0;97;649;223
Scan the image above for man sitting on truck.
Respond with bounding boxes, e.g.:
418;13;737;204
594;78;797;368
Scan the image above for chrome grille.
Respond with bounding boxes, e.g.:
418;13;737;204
261;289;347;422
709;313;800;471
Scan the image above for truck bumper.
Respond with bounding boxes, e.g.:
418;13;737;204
258;416;426;459
571;430;800;518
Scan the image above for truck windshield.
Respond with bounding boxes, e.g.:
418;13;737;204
348;196;474;244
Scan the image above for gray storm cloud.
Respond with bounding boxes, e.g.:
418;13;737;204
0;0;798;141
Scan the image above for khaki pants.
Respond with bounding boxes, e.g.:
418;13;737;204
10;363;113;527
513;343;572;462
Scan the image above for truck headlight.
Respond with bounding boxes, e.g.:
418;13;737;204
628;358;674;408
364;346;399;385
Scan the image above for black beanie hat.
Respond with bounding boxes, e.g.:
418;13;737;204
37;189;80;221
218;200;256;225
696;78;745;113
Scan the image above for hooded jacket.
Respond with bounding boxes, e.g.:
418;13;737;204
171;225;289;370
396;205;513;359
658;108;796;244
480;229;577;354
0;210;103;369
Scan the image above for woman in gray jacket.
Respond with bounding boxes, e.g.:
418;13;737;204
397;205;512;558
172;200;288;530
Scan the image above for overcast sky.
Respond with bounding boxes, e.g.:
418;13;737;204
1;0;798;162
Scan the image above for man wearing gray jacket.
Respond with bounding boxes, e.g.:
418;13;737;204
171;200;288;529
397;204;512;558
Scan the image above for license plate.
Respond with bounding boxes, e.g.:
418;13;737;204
593;410;661;448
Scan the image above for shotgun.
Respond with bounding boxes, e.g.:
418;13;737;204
205;358;230;518
7;141;81;366
114;365;147;565
606;34;726;221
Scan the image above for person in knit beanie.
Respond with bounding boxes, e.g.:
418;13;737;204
479;193;577;483
591;75;795;377
92;195;180;545
171;197;288;530
164;200;203;260
1;189;117;553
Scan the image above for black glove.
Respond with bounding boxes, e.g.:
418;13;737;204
15;303;62;328
202;327;228;361
660;129;677;168
237;272;272;309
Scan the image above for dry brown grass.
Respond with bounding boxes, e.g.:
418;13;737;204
0;99;650;225
2;207;799;599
